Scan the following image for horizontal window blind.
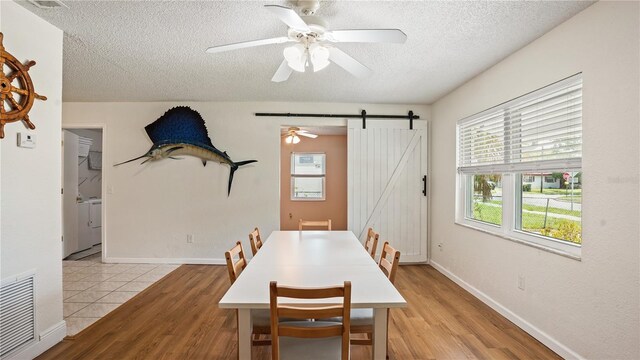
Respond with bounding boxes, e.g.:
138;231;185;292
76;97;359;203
458;74;582;173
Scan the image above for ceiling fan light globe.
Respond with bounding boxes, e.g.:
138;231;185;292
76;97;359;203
292;135;301;144
288;59;306;72
285;135;294;144
312;58;330;72
310;44;330;72
284;44;307;72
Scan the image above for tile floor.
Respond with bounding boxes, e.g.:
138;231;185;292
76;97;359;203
63;254;180;336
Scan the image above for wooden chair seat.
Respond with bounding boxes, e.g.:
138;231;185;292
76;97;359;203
278;328;343;360
278;336;342;359
324;309;373;327
252;310;297;333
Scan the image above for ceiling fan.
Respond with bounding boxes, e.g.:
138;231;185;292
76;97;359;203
283;127;318;144
205;0;407;82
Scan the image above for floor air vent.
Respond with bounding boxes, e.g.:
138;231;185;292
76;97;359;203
0;272;36;358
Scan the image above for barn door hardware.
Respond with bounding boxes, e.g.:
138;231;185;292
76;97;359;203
422;175;427;196
255;110;420;129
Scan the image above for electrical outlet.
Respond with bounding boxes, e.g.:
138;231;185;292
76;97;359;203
186;234;194;244
518;275;525;291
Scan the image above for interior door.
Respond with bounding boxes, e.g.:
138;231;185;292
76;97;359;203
62;130;79;258
348;119;428;263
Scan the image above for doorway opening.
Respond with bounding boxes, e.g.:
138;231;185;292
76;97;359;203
62;127;105;261
280;126;347;230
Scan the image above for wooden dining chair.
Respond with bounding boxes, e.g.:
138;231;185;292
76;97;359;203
298;219;332;231
224;241;247;284
349;241;401;357
225;241;271;346
270;281;351;360
378;242;401;284
364;228;379;259
249;227;263;256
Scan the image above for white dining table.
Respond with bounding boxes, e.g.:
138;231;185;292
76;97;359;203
219;230;407;360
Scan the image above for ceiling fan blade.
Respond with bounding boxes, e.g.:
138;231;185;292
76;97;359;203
272;60;293;82
325;29;407;44
265;5;310;32
297;132;318;138
327;47;372;78
206;37;291;54
327;29;407;44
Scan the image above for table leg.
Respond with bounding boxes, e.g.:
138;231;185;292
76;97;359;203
372;308;388;360
237;309;253;360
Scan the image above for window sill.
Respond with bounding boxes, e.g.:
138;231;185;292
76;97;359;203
454;220;582;261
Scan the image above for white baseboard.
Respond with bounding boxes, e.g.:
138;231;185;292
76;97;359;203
429;260;583;360
9;320;66;360
104;257;225;265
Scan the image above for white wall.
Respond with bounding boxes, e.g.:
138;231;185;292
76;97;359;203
0;1;66;358
62;102;429;263
430;2;639;359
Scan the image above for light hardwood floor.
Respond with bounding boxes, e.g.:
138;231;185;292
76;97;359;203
38;265;560;359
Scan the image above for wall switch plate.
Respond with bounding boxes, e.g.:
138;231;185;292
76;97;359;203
518;275;525;290
17;132;36;148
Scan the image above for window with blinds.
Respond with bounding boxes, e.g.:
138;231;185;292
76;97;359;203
455;73;584;258
458;73;582;174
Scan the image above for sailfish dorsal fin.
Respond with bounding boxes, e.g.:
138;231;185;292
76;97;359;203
144;107;215;148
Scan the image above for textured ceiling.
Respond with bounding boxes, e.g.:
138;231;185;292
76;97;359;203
18;0;593;104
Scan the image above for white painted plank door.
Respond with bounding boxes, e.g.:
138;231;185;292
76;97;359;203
62;130;79;258
348;119;428;263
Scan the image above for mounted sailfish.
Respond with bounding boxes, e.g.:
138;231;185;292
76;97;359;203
114;106;257;195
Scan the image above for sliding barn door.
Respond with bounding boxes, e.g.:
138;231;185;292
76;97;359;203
348;119;428;263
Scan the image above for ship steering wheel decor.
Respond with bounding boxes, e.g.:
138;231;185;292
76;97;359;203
0;32;47;139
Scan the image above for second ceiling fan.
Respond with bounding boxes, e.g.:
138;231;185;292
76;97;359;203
206;0;407;82
283;127;317;144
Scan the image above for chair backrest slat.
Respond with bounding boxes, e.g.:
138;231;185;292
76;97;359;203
276;285;345;299
279;305;344;320
299;219;332;231
279;326;343;339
